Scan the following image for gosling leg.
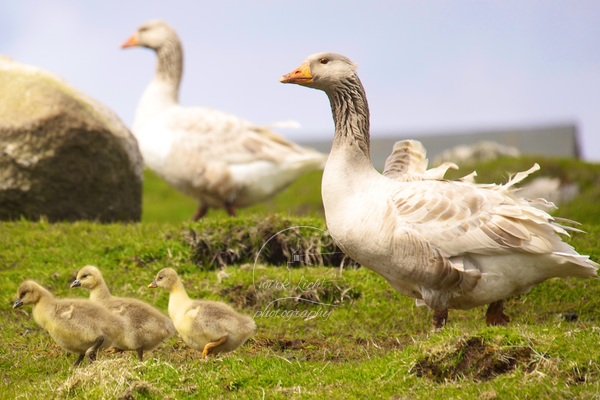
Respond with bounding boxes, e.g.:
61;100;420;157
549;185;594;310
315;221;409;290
191;203;208;221
432;309;448;329
486;300;511;326
74;354;85;367
84;335;105;365
136;347;144;361
202;336;228;358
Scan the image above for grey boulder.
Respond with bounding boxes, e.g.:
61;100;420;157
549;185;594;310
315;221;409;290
0;56;143;222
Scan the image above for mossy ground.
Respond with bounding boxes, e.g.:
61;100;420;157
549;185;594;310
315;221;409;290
2;158;600;399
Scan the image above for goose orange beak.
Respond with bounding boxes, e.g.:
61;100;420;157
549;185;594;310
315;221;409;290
120;34;138;49
148;280;157;288
279;61;312;85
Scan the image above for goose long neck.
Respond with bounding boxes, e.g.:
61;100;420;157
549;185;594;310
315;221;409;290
167;278;191;314
153;35;183;101
327;75;371;162
89;280;111;302
133;34;183;132
31;287;54;328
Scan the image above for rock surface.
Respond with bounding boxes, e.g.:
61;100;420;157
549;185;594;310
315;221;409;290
0;56;143;222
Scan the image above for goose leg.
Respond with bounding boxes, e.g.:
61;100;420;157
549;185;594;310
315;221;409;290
224;201;237;217
191;203;208;221
202;336;228;358
84;335;105;365
136;347;144;361
486;300;511;326
432;309;448;329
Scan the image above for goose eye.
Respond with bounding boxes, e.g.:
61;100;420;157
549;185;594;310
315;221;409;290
158;276;163;280
20;291;27;298
82;275;88;279
319;58;329;64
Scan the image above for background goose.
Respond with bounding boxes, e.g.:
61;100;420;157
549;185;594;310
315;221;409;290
280;52;599;328
121;20;327;219
148;268;256;358
13;280;124;366
71;265;175;360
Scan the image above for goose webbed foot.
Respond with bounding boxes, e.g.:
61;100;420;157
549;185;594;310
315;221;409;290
432;309;448;330
105;346;125;355
202;336;228;358
486;300;511;326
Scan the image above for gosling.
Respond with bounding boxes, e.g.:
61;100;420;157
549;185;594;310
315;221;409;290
71;265;175;360
148;268;256;358
13;280;124;366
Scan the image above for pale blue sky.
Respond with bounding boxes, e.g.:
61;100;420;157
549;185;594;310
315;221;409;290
3;1;600;160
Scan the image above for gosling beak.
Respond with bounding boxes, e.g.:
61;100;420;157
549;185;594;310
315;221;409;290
279;61;313;85
148;280;157;289
13;299;23;309
70;279;81;288
120;34;138;49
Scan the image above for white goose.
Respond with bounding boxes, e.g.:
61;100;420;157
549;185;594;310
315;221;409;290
280;52;598;328
121;20;327;219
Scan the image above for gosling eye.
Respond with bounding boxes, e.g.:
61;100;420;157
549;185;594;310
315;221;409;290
20;291;27;299
158;276;163;281
81;274;88;279
319;58;329;64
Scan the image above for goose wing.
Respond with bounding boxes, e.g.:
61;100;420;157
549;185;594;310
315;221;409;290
391;164;578;258
382;139;466;182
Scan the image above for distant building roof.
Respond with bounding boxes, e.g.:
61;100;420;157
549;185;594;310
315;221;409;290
301;124;579;170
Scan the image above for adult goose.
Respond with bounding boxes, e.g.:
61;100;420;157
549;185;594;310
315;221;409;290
121;20;327;219
71;266;175;360
13;280;124;366
280;52;598;328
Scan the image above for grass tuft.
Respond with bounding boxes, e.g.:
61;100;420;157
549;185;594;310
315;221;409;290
181;214;357;269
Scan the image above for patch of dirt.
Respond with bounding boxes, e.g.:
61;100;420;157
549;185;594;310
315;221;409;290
566;366;591;385
181;215;359;269
413;336;538;382
253;337;311;351
249;335;407;362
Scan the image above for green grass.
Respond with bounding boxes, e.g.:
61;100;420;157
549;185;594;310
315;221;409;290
142;169;324;223
2;158;600;399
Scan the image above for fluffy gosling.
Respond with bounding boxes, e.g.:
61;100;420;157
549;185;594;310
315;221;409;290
71;265;175;360
13;280;124;366
148;268;256;358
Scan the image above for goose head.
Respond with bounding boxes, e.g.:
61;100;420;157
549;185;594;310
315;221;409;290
279;52;358;93
121;20;179;51
14;281;42;308
148;268;179;291
71;265;102;290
